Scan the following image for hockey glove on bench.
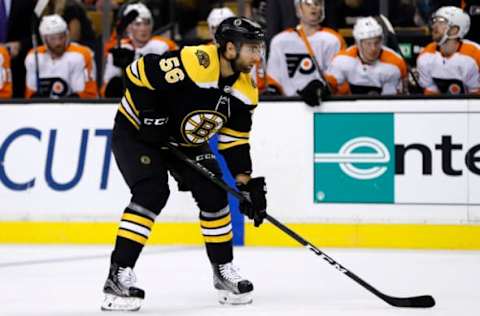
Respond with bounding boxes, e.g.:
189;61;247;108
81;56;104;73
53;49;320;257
297;79;329;107
236;177;267;227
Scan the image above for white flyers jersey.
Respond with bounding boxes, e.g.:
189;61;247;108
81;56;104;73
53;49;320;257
325;45;407;95
0;46;12;98
25;43;97;98
267;27;345;96
417;40;480;95
103;35;177;88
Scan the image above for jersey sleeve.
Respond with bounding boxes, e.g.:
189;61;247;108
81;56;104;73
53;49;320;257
217;73;258;177
417;54;439;94
325;55;347;93
125;51;187;92
0;47;12;98
24;52;38;98
218;106;254;176
266;36;291;95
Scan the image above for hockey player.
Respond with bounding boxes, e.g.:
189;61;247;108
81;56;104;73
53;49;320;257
0;45;12;98
101;17;267;311
102;3;177;97
417;6;480;95
24;15;97;99
324;17;408;95
267;0;345;105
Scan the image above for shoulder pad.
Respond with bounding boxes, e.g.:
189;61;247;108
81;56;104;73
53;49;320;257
180;44;219;88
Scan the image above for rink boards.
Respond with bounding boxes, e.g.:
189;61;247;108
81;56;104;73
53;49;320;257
1;99;480;249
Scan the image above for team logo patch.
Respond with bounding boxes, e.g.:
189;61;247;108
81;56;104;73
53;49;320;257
448;83;462;95
195;49;210;68
181;110;227;145
285;53;316;77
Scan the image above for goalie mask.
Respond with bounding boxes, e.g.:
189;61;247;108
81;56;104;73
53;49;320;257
431;6;470;46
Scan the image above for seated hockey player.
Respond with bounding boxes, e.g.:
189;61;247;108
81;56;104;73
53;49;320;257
102;2;177;97
24;14;97;99
417;6;480;95
267;0;345;105
101;17;267;311
324;17;408;95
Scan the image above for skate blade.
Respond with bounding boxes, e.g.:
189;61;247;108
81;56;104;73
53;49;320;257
217;290;253;305
101;293;143;311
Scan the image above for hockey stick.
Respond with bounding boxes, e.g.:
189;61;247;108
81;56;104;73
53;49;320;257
164;142;435;308
375;15;421;89
295;25;333;95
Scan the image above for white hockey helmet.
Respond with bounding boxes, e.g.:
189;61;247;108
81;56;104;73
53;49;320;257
39;14;68;37
353;17;384;42
123;2;152;23
432;6;470;44
207;7;235;33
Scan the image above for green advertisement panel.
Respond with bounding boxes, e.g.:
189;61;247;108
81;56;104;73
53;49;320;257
314;113;395;203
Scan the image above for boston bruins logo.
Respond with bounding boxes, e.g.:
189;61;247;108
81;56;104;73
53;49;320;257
181;110;227;145
195;49;210;68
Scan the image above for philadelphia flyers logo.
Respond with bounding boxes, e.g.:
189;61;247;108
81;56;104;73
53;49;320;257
285;53;316;77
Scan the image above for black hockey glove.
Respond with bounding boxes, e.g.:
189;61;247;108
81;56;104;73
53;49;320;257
139;109;169;143
236;177;267;227
297;79;328;107
110;47;135;69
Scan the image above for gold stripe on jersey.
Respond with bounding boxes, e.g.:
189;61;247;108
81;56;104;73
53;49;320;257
125;89;140;116
219;127;250;139
126;62;144;88
203;231;233;243
180;44;219;87
200;214;232;228
218;139;249;150
118;229;148;245
122;213;154;229
231;73;258;106
138;57;154;90
118;104;140;130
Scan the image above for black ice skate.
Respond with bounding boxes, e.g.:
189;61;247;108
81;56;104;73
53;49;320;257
101;262;145;311
212;262;253;305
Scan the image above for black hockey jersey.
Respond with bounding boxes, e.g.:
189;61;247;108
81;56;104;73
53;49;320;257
117;44;259;176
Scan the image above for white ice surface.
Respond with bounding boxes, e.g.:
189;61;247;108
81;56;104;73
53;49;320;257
0;245;479;316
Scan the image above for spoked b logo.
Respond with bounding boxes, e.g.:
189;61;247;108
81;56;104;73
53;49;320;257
314;113;395;203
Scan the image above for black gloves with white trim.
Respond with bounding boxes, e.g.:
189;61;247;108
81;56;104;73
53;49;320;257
236;177;267;227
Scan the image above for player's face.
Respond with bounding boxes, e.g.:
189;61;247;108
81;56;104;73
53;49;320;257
44;33;68;57
235;42;263;73
431;16;449;42
129;18;153;45
359;37;382;63
298;0;324;25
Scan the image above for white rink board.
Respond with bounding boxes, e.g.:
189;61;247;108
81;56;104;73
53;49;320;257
1;100;480;224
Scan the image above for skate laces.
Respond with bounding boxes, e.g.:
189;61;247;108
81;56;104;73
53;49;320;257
117;267;137;288
219;263;243;282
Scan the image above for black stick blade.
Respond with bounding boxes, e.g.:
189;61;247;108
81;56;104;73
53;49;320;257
385;295;435;308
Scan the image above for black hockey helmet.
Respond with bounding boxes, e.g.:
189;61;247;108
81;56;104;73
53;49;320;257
215;16;265;50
